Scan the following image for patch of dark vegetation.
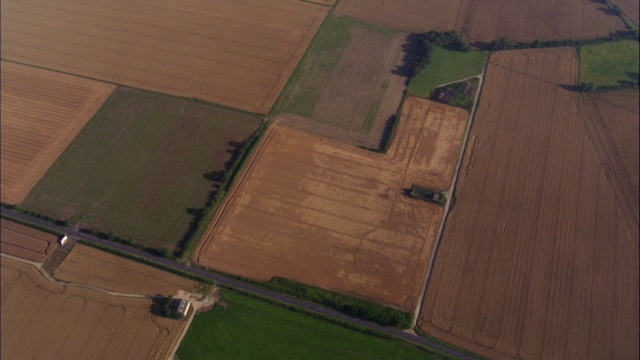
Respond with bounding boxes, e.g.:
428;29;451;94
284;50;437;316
264;277;413;329
431;78;479;111
414;31;471;77
487;32;638;52
0;203;68;226
175;121;268;260
0;212;65;237
405;186;447;207
578;80;639;92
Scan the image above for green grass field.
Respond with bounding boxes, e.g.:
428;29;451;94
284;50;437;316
177;291;451;360
409;48;487;98
580;40;640;86
21;89;261;249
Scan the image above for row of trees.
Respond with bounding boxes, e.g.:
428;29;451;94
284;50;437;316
414;31;470;76
267;277;413;328
489;32;639;51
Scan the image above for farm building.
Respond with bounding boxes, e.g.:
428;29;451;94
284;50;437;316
170;298;191;318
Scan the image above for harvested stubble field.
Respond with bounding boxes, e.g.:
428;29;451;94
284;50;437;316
196;98;468;311
336;0;626;44
0;218;58;263
273;15;411;149
54;244;200;296
0;0;328;114
419;48;639;360
0;61;114;204
1;257;188;360
21;89;261;249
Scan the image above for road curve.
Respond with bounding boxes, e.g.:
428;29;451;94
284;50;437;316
0;208;478;360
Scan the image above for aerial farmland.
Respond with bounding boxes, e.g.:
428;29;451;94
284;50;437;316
1;0;638;359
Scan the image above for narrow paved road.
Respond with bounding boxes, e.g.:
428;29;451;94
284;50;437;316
1;208;478;360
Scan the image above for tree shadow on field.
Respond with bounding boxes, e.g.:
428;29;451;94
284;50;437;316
626;72;639;82
559;84;581;92
150;296;165;316
470;41;492;51
174;140;243;257
392;33;421;85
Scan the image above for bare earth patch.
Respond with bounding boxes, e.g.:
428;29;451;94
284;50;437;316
195;98;467;311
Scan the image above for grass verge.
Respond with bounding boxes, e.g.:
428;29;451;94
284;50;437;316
409;48;487;98
177;289;455;360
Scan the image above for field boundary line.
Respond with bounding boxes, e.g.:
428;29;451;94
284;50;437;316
0;252;148;298
410;54;491;329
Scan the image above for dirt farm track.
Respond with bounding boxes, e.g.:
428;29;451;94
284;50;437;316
1;257;188;360
0;0;328;114
419;48;638;360
196;98;468;311
0;60;114;204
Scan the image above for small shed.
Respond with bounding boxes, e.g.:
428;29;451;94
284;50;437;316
170;298;191;317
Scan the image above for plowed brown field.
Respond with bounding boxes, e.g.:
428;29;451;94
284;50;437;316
1;257;188;360
419;48;639;360
0;61;114;204
54;244;200;296
0;0;328;114
612;0;639;25
582;91;639;224
336;0;626;43
195;98;468;311
335;0;462;33
0;219;58;263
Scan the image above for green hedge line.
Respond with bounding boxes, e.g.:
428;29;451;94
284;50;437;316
0;213;65;237
177;120;269;260
264;277;413;329
77;240;213;284
1;203;68;226
488;33;638;51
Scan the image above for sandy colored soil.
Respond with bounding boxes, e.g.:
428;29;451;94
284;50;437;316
0;0;328;114
195;98;468;311
276;25;411;149
0;61;114;204
419;48;638;360
582;91;639;224
335;0;463;33
1;257;188;360
54;244;201;296
0;219;58;263
336;0;626;44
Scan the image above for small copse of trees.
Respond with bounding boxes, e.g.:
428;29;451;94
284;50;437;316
414;31;470;76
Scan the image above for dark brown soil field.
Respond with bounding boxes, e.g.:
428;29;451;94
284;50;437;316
1;257;188;360
0;0;328;114
335;0;463;33
336;0;626;44
196;98;468;311
612;0;639;25
54;244;201;296
419;48;638;360
273;15;411;149
582;90;639;224
0;61;115;204
0;219;59;263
